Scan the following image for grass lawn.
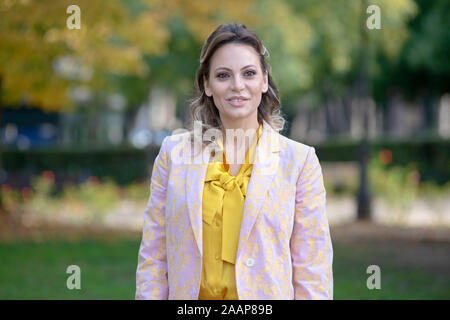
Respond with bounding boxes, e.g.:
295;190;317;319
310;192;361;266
333;241;450;299
1;236;449;299
0;237;140;299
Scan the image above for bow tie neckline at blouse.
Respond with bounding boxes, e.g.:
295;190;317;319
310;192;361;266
202;123;263;264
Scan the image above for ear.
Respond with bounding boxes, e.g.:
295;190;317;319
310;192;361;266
262;71;269;93
203;75;211;97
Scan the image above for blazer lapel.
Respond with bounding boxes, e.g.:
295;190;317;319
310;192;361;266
237;120;281;261
185;139;210;255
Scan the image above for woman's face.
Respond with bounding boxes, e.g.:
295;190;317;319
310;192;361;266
204;43;268;127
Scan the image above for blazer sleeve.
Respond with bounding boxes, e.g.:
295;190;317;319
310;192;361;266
135;137;170;300
290;146;333;299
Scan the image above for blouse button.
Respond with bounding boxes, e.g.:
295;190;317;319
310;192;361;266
215;253;220;261
246;258;255;267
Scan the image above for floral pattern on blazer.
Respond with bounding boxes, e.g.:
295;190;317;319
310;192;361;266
135;120;333;300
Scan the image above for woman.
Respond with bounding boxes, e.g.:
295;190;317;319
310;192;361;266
135;23;333;300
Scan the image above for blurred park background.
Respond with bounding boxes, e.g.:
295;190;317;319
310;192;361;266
0;0;449;299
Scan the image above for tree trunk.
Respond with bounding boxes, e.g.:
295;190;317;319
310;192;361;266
0;76;5;215
356;0;373;221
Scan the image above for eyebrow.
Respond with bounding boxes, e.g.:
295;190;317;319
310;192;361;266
214;64;256;72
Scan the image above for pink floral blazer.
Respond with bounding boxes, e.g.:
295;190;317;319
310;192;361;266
135;120;333;300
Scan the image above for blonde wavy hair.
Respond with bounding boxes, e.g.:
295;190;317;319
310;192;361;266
187;23;285;148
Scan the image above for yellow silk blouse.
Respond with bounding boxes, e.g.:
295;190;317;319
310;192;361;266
198;123;263;300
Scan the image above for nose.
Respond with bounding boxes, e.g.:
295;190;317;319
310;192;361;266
231;75;245;91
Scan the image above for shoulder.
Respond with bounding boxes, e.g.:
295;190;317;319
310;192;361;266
277;133;316;163
273;133;324;184
160;131;191;153
278;133;312;154
158;131;199;167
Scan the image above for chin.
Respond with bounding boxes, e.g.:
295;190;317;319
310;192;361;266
223;105;256;119
224;110;252;120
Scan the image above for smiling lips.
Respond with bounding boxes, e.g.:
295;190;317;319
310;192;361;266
227;96;249;107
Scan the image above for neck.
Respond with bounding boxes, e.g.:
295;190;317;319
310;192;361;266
220;116;260;165
221;117;259;143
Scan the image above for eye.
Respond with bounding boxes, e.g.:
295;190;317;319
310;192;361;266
244;70;256;76
216;73;229;79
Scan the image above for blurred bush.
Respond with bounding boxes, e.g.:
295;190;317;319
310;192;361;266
7;172;149;227
315;136;450;185
122;179;149;202
3;145;159;186
369;155;420;215
60;176;120;223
